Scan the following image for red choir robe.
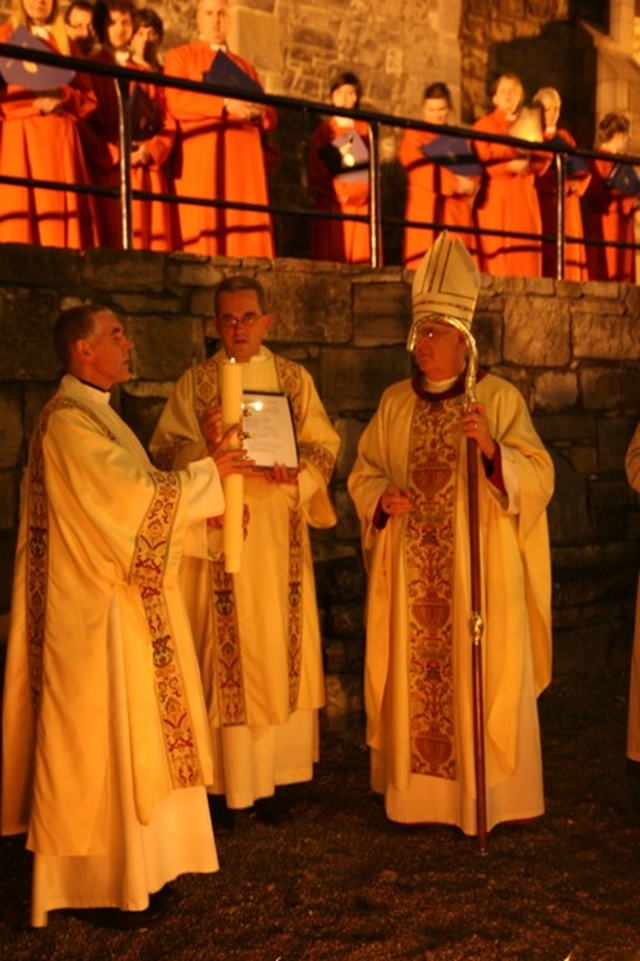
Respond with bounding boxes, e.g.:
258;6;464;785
163;41;275;258
308;117;371;264
472;108;550;277
80;48;177;250
535;128;590;282
583;157;637;284
0;24;98;248
398;127;479;270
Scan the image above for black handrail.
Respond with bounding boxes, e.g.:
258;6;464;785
1;39;639;276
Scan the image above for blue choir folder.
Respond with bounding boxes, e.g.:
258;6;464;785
546;134;589;177
420;133;482;177
203;49;262;96
606;162;640;196
0;26;75;89
319;128;369;182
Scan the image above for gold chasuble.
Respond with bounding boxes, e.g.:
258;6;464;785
2;375;224;855
2;374;225;924
348;372;554;834
150;346;340;808
25;395;203;790
406;395;463;781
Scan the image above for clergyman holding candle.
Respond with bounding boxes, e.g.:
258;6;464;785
149;274;340;827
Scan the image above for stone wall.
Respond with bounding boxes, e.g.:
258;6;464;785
1;245;640;695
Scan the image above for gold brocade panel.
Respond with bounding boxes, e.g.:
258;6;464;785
209;554;248;724
406;395;463;780
194;358;304;724
131;469;205;789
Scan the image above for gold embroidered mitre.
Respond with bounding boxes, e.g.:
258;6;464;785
407;231;480;351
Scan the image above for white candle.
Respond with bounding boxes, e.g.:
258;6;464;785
220;357;243;573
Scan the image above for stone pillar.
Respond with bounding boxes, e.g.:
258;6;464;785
610;0;635;50
229;0;284;91
586;0;640;155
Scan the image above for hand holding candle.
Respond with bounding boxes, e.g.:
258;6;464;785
220;357;244;573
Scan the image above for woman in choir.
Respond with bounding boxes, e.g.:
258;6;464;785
583;112;639;284
80;0;177;250
0;0;98;247
472;73;550;277
308;71;371;264
398;81;479;269
130;7;163;72
532;86;590;282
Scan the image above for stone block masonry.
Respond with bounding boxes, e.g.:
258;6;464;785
1;244;639;696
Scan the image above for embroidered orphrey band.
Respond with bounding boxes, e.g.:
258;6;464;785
130;470;205;788
191;357;305;723
209;553;248;724
405;395;463;780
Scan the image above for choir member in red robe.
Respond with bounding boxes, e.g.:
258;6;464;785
308;71;371;264
64;0;96;57
583;112;638;284
472;74;550;277
398;81;478;269
130;6;163;72
164;0;276;258
64;0;96;58
80;0;177;250
0;0;98;248
532;87;590;282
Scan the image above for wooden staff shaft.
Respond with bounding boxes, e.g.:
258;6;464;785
467;434;487;854
444;315;487;853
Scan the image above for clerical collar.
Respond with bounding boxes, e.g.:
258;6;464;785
114;49;130;65
222;345;269;364
78;376;110;394
412;367;486;402
422;372;461;394
205;42;228;51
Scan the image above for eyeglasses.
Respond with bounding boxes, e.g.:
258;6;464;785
218;312;263;331
415;325;453;341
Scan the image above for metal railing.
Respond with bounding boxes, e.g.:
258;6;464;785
0;39;639;278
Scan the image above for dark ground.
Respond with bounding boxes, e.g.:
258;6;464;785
1;668;639;961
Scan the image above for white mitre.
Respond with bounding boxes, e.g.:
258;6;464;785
407;231;480;351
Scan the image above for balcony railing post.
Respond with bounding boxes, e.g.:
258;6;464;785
115;76;133;250
367;121;382;267
555;152;566;281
